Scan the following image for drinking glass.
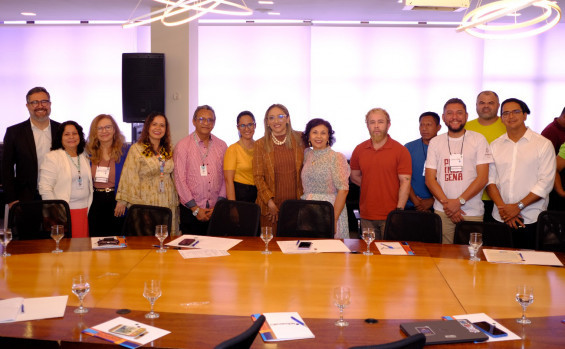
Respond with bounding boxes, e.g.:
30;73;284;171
144;280;162;319
469;232;483;261
515;285;534;324
51;225;64;253
362;228;375;256
72;275;90;314
260;227;273;255
333;286;351;327
0;229;12;257
155;225;168;253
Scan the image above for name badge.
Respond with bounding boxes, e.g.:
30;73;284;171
200;164;208;176
449;154;463;172
95;166;110;183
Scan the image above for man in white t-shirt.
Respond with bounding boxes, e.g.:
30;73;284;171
425;98;493;243
486;98;555;249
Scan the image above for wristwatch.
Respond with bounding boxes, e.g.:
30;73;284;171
518;201;525;210
459;197;466;205
192;207;200;216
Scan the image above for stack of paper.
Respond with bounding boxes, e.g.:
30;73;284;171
167;235;242;259
0;296;68;323
483;249;563;266
276;240;351;254
83;316;170;349
252;312;315;342
376;242;414;255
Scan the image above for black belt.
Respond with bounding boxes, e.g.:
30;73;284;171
94;187;115;193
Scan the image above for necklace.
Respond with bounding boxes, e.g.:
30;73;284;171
66;152;82;186
271;133;287;146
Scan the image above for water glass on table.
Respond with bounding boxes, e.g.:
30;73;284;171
516;285;534;324
51;225;64;253
72;275;90;314
155;225;168;253
469;232;483;261
260;226;273;255
362;228;375;256
0;229;12;257
144;280;162;319
333;286;351;327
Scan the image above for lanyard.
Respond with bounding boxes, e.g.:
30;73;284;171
447;131;465;155
193;133;211;165
66;152;83;186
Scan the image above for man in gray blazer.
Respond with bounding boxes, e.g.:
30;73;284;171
2;87;60;207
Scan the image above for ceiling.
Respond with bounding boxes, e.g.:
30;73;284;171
0;0;562;24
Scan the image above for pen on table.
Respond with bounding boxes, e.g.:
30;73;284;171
296;240;300;246
291;316;305;326
380;243;394;249
192;241;200;247
21;304;24;313
518;252;525;261
152;245;183;250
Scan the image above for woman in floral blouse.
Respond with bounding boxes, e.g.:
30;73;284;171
116;112;179;234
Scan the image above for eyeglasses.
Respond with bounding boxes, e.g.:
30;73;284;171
502;109;523;117
268;114;286;122
237;123;256;130
97;125;114;132
28;100;51;107
196;117;216;124
445;110;466;117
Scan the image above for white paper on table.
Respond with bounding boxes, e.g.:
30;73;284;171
277;240;350;254
178;249;230;259
89;316;170;345
263;312;315;341
376;242;407;255
0;297;24;322
0;296;68;323
167;234;242;251
452;313;520;342
483;249;563;267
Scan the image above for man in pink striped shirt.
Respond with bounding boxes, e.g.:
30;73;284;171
174;105;227;235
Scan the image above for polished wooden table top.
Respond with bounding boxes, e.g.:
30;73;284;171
1;236;565;348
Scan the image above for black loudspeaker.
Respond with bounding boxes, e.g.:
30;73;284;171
122;53;165;123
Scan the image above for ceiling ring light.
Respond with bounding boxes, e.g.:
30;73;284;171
123;0;252;28
456;0;562;39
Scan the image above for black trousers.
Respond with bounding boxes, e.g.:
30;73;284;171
88;190;125;237
234;182;257;203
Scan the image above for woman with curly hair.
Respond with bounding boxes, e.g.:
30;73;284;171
85;114;130;236
116;112;179;234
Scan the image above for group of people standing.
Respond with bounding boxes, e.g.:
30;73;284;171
2;87;351;239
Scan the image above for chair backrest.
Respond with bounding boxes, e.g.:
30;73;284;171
383;210;441;243
207;200;260;237
349;333;426;349
214;315;266;349
536;211;565;251
8;200;71;240
121;204;172;236
277;199;335;238
454;221;514;248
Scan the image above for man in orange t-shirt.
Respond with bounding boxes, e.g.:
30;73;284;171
350;108;412;239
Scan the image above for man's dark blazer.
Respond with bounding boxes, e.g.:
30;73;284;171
2;119;61;203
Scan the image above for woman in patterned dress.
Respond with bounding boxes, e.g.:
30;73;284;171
116;112;179;235
301;118;350;238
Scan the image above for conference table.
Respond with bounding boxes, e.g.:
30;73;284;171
1;236;565;348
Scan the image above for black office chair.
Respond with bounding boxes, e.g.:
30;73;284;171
207;200;260;236
121;204;172;236
349;333;426;349
454;221;514;248
214;315;266;349
277;199;335;238
383;210;442;243
536;211;565;252
8;200;71;240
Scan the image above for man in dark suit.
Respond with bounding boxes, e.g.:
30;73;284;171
2;87;60;207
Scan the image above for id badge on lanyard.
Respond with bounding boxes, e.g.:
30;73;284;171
200;164;208;176
95;166;110;183
449;154;463;172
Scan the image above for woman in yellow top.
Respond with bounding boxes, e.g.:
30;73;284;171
224;111;257;202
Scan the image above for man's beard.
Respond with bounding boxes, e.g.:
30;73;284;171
371;132;387;143
447;123;465;133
